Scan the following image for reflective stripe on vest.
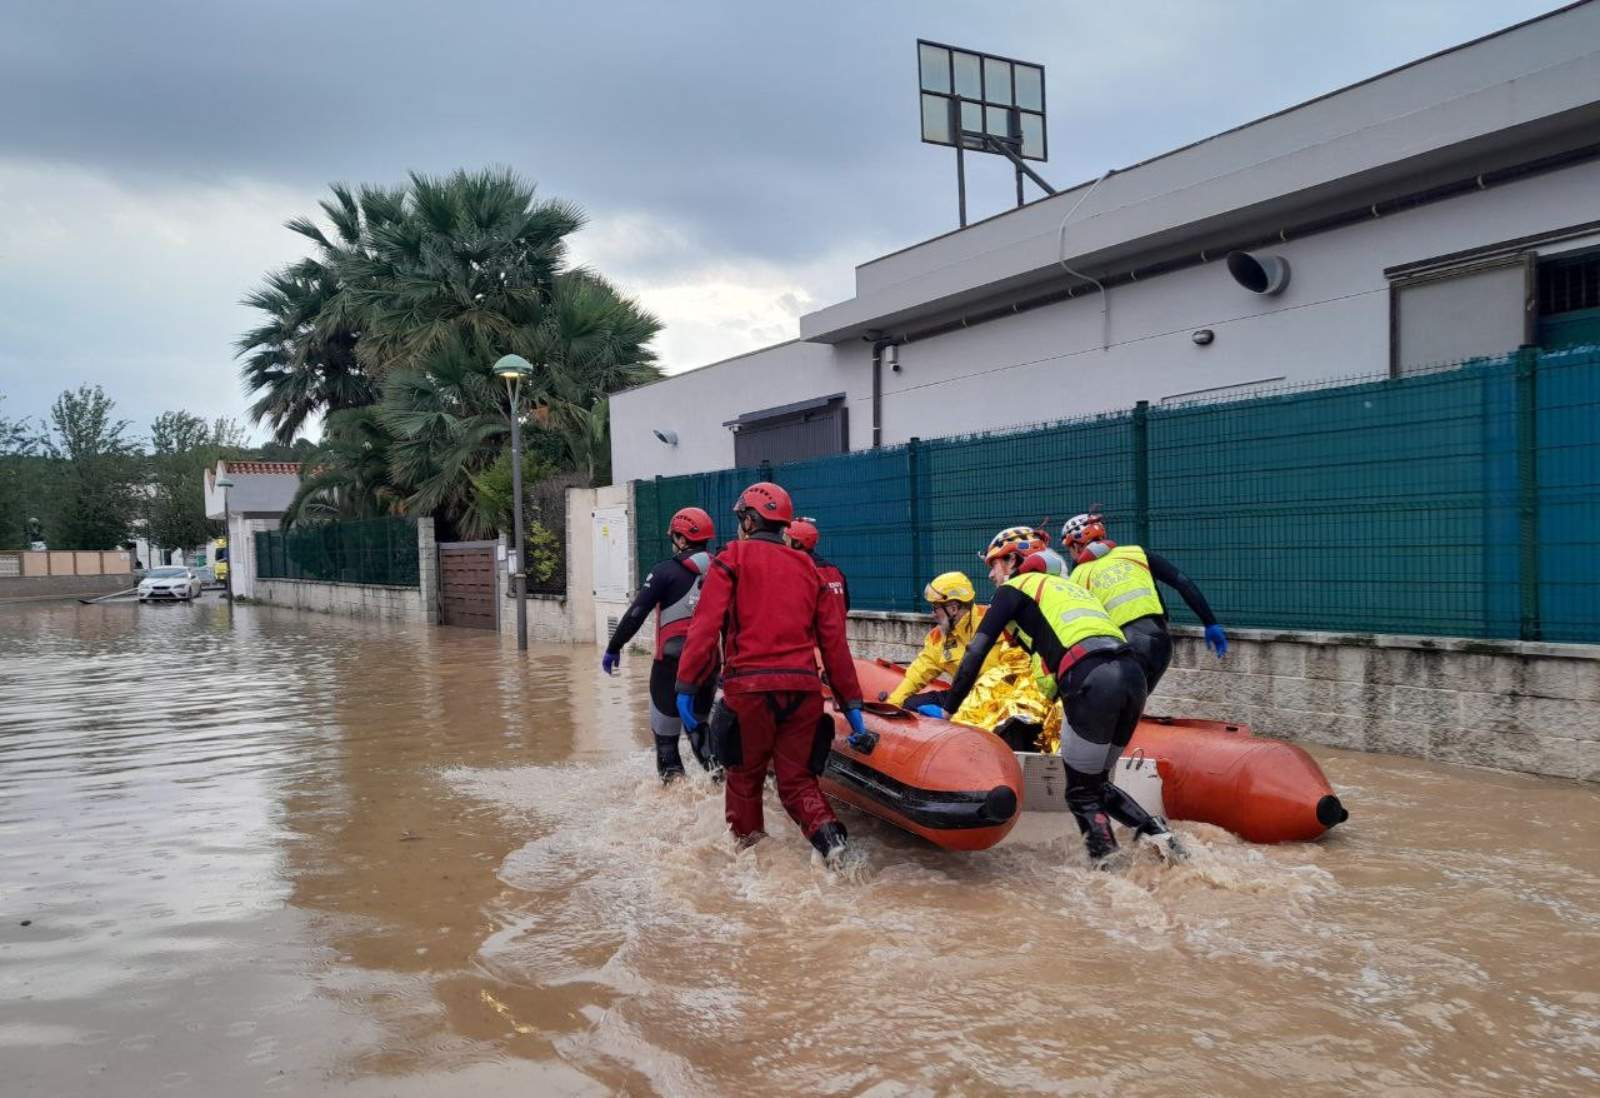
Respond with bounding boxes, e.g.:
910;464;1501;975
655;551;711;649
1068;544;1164;627
1002;572;1124;656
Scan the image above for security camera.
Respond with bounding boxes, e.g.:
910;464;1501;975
885;344;901;373
652;429;678;446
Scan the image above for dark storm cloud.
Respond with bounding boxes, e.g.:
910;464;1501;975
3;1;1565;266
0;0;1568;432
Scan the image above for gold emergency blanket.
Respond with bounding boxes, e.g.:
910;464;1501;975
949;647;1061;752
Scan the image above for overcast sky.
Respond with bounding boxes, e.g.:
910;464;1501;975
0;0;1566;441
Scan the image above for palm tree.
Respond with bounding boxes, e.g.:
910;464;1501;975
280;406;399;526
339;168;586;380
237;184;403;444
242;168;665;532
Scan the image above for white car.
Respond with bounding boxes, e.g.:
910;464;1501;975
138;566;203;602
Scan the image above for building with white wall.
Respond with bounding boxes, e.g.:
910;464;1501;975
202;460;301;598
612;2;1600;483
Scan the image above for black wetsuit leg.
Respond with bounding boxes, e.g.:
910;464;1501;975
1121;615;1173;692
1059;654;1152;858
648;655;718;778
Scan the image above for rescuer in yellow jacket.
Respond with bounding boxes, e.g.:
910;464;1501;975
1061;512;1227;692
939;526;1182;864
886;571;1060;745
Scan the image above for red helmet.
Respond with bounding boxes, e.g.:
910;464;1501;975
983;525;1050;564
786;517;819;552
1061;511;1107;549
669;506;714;542
734;481;794;523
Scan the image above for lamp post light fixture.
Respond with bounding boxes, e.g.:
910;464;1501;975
493;354;536;651
215;476;236;614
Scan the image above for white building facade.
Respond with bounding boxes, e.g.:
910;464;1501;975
612;2;1600;482
202;460;302;598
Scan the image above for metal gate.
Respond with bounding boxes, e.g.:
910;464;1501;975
437;541;497;629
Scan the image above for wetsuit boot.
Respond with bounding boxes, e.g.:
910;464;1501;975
1065;765;1120;865
1101;784;1187;861
654;734;687;783
808;821;849;866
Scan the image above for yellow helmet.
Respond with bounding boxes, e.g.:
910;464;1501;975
924;571;976;605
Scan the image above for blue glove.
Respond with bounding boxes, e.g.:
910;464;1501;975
845;707;876;754
676;692;699;731
1205;624;1228;659
916;704;948;719
601;651;619;675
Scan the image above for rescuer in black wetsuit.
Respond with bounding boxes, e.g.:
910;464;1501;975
940;527;1184;865
601;507;719;781
1061;511;1228;692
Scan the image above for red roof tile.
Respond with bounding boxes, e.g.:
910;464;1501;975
221;461;303;476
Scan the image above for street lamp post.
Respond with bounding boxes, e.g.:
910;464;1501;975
494;355;536;651
215;476;235;619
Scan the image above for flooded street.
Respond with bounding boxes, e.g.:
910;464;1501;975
2;602;1597;1097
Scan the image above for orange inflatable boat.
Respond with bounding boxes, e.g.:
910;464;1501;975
849;658;1347;846
821;701;1024;851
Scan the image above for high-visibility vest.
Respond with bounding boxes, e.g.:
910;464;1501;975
1002;572;1124;655
1069;544;1165;627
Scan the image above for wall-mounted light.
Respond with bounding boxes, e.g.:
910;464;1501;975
1191;329;1215;346
652;429;679;446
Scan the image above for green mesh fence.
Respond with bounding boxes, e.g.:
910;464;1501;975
635;347;1600;642
256;516;420;587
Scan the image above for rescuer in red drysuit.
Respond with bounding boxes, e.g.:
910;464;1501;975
784;517;850;614
674;482;869;863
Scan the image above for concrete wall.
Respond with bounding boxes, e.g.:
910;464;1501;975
496;486;603;644
254;578;433;624
228;516;282;599
844;611;1600;784
0;550;132;577
612;155;1600;483
252;518;437;624
0;573;135;601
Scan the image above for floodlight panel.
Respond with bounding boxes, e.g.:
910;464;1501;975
915;39;1047;161
918;42;950;93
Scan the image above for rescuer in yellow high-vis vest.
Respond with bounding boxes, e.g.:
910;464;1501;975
939;526;1185;865
1062;512;1228;692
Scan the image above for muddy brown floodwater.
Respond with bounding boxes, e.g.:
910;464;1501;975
1;601;1597;1096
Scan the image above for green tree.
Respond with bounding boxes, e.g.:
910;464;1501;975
144;412;248;556
281;407;400;526
0;395;48;549
241;167;663;539
46;385;139;549
236;184;394;444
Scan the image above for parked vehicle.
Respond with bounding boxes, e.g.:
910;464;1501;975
137;567;203;603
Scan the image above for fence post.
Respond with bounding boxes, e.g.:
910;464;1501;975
759;460;773;485
1515;345;1540;641
1132;400;1151;546
908;437;923;609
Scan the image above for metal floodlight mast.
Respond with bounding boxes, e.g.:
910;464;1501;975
916;38;1054;227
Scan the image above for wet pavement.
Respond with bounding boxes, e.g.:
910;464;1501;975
1;600;1597;1096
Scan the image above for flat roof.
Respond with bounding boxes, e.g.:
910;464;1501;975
800;0;1600;342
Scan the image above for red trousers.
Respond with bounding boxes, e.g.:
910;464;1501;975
723;690;837;842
